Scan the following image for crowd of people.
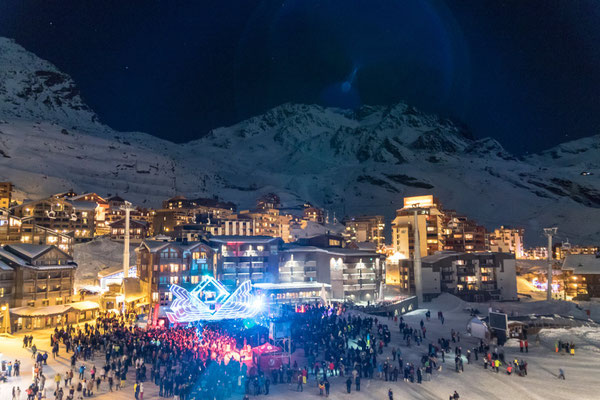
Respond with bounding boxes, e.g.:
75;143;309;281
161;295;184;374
2;298;578;400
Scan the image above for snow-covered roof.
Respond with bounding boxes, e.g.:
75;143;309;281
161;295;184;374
209;235;281;244
140;240;171;253
421;251;507;264
10;304;73;317
0;247;28;265
67;200;98;210
98;265;136;278
109;218;148;228
253;282;331;290
350;242;378;251
24;264;76;270
421;251;463;263
562;254;600;274
282;245;380;257
68;301;100;311
69;193;106;202
4;243;53;259
0;260;13;271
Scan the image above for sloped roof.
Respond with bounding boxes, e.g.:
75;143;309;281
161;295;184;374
67;200;98;210
140;239;210;253
69;301;100;311
209;235;281;244
109;218;148;228
69;193;107;203
107;195;126;202
282;245;380;257
0;259;13;271
10;304;73;317
562;254;600;274
4;243;53;259
0;247;28;265
28;264;76;270
140;240;171;253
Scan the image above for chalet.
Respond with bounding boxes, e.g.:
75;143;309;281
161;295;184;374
0;244;76;308
11;197;97;242
110;218;149;242
0;209;74;255
136;240;216;309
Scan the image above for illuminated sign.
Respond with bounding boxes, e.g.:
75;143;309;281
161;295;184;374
167;276;264;323
403;195;434;208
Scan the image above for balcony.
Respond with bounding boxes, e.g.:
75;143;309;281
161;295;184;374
456;268;475;276
344;283;377;291
222;251;269;257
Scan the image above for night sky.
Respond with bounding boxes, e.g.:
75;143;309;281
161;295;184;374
1;0;599;154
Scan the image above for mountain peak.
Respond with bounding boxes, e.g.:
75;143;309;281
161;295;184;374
0;37;100;130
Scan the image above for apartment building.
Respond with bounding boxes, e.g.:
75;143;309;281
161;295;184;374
0;182;12;208
343;215;385;250
208;236;282;288
487;226;525;258
392;195;488;257
561;254;600;299
109;218;149;242
280;234;385;301
441;212;487;252
136;240;216;308
11;197;96;242
0;244;76;308
397;251;517;302
391;195;445;258
67;193;110;235
239;208;292;242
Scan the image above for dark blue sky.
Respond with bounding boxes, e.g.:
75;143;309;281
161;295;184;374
1;0;599;154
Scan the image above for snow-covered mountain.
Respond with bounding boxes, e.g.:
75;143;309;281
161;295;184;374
1;37;599;244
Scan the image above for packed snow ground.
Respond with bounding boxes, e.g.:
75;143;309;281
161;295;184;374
1;293;599;399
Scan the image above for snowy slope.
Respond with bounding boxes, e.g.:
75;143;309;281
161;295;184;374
1;37;600;244
73;237;136;288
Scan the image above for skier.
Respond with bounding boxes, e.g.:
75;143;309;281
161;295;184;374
388;388;394;400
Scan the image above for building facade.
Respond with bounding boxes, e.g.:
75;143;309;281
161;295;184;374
487;226;525;258
0;210;74;255
441;212;487;252
0;182;12;208
392;196;445;258
303;205;325;224
397;251;517;302
12;197;96;242
280;242;385;302
137;240;216;309
561;254;600;299
0;244;76;308
110;218;149;242
208;236;282;288
343;215;385;250
392;195;488;257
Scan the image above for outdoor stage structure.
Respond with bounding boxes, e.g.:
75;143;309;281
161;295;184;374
164;277;291;370
166;276;265;323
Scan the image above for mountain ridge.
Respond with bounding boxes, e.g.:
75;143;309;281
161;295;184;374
1;37;599;244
